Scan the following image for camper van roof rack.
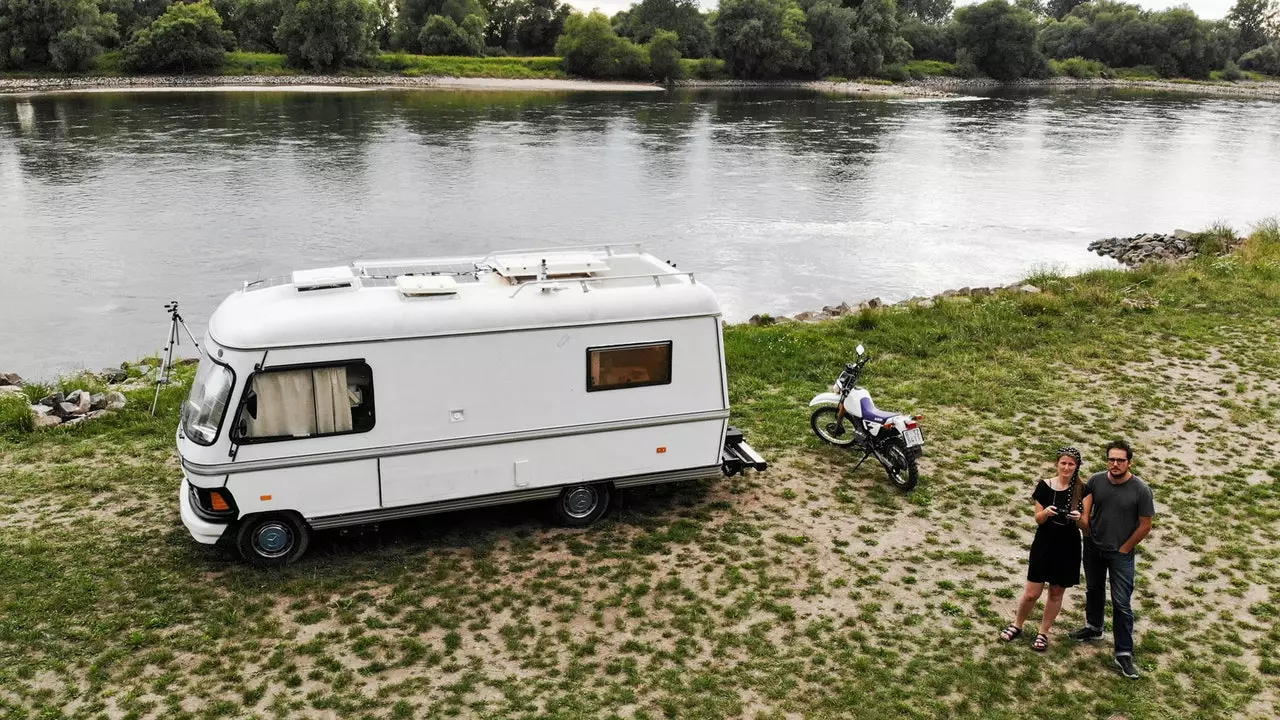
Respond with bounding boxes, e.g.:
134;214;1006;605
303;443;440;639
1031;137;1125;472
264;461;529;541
509;271;696;298
480;243;644;259
489;252;609;280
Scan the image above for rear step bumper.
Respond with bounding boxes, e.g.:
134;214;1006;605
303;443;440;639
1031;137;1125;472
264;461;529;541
722;426;767;476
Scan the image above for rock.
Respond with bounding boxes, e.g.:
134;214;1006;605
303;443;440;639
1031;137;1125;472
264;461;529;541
748;314;775;326
104;392;126;411
55;402;78;419
867;297;883;309
38;392;65;407
90;393;107;411
916;298;934;309
1173;228;1192;240
823;302;851;317
970;286;992;297
99;368;128;384
35;415;62;428
793;311;818;322
178;357;201;366
0;372;22;386
65;390;82;405
1018;284;1041;294
30;404;52;416
0;385;24;397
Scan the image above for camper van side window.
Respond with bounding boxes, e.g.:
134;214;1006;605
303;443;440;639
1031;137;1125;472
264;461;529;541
587;342;672;392
233;362;375;442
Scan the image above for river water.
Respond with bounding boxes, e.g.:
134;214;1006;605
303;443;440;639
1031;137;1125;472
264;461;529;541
1;86;1278;377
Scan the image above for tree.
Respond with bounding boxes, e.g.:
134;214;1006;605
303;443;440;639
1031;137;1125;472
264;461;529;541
419;13;484;54
901;17;956;60
392;0;485;51
1045;0;1087;21
0;0;117;70
714;0;811;78
848;0;911;77
1038;15;1093;59
1239;40;1280;73
555;10;649;78
1152;7;1212;78
515;0;571;54
1227;0;1277;51
647;27;683;77
123;0;232;72
220;0;288;52
805;1;856;76
275;0;380;69
953;0;1045;80
614;0;712;57
897;0;952;24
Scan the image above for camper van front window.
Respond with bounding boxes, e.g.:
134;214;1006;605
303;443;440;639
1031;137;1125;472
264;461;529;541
180;359;234;446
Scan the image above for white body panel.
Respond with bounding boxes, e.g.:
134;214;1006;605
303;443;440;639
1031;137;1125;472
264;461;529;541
176;247;735;544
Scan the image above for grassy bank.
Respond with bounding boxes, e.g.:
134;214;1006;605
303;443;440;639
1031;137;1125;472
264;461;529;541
3;221;1280;719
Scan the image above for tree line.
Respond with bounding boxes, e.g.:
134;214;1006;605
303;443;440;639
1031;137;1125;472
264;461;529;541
1;0;1278;80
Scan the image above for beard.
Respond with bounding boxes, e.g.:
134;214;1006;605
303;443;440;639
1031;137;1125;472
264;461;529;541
1109;468;1126;480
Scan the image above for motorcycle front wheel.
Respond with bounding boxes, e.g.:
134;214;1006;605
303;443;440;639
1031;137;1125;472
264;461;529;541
880;440;920;491
810;406;859;448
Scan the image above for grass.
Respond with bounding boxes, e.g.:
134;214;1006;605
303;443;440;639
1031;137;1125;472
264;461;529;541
2;220;1280;718
904;59;957;78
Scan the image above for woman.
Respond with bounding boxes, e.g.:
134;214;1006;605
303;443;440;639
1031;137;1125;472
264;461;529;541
999;446;1084;651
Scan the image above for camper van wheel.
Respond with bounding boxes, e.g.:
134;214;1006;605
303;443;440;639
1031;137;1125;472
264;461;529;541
554;483;611;527
237;513;310;567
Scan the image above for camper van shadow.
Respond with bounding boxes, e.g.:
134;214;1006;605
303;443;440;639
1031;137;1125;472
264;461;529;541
210;481;712;567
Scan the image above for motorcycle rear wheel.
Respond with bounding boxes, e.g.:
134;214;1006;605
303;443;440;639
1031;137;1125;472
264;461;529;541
881;441;919;491
810;406;859;448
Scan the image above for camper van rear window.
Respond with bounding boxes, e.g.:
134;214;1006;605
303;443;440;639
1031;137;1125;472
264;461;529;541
587;342;672;392
232;362;375;442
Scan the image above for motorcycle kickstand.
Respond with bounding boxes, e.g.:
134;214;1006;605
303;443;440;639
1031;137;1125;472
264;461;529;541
850;450;873;473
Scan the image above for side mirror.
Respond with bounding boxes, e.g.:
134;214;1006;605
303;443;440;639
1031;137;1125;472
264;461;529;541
855;344;865;356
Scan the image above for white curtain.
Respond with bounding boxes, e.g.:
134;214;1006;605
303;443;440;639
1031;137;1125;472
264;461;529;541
245;366;353;438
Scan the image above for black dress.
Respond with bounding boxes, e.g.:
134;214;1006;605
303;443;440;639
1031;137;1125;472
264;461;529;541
1027;479;1082;588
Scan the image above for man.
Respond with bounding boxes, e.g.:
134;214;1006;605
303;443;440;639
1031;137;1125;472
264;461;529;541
1071;439;1155;679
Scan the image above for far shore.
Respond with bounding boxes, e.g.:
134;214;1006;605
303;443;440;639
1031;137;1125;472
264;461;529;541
7;72;1280;99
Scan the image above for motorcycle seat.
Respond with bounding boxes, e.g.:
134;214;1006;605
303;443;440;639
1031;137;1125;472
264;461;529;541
859;396;896;424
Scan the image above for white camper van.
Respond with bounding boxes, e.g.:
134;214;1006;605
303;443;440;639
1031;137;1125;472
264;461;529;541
177;245;766;566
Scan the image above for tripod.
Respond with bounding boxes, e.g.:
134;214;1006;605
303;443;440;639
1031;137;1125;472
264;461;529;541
151;301;202;416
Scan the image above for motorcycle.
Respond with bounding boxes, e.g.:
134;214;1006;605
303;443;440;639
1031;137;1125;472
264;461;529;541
808;344;924;491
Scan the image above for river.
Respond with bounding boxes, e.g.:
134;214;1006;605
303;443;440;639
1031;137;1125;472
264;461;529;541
2;86;1278;377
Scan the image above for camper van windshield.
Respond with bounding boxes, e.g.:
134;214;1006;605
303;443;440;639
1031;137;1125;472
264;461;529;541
180;357;234;446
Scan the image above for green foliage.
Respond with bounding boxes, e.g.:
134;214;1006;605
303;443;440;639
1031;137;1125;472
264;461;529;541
123;1;232;73
804;1;856;78
373;52;563;75
1221;58;1244;79
897;0;953;24
0;395;34;435
1240;42;1280;74
555;10;650;79
953;0;1045;80
647;27;683;79
0;0;118;71
1227;0;1279;51
614;0;712;58
904;57;954;75
484;0;573;55
901;16;956;61
714;0;810;78
393;0;485;51
275;0;380;70
221;0;287;52
1045;0;1085;20
1048;55;1111;77
849;0;911;76
223;49;290;72
684;54;725;77
419;13;484;55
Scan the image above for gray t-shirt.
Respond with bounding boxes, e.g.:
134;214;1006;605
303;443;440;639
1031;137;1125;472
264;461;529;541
1084;471;1155;552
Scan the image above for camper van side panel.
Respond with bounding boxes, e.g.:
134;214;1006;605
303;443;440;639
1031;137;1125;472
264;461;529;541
378;420;723;508
225;459;379;518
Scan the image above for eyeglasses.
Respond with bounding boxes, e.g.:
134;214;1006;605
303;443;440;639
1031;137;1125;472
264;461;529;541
1106;458;1129;464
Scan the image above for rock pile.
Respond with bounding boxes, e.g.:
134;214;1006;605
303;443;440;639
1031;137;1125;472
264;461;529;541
0;371;129;429
1086;229;1221;267
752;282;1043;325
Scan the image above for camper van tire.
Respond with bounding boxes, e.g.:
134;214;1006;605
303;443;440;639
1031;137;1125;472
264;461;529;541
236;512;311;567
554;483;611;527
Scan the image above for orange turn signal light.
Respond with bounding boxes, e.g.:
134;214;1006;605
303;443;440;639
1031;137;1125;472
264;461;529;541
656;447;667;454
260;495;273;502
209;491;230;512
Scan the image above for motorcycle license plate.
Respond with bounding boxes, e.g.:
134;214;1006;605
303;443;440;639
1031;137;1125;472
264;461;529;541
904;428;924;447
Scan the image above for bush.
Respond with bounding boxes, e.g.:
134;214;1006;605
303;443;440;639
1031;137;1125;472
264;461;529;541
0;395;34;435
954;46;980;77
648;29;683;80
0;0;118;71
123;0;232;73
555;11;651;80
713;0;810;79
275;0;380;70
687;55;725;78
1220;59;1243;81
1239;43;1280;76
953;0;1045;81
881;62;909;81
1049;56;1110;78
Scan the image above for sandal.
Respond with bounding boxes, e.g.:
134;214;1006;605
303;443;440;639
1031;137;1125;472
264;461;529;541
1033;633;1049;652
999;625;1023;642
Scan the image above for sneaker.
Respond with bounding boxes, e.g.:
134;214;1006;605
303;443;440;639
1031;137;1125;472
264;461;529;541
1114;655;1140;679
1070;626;1103;642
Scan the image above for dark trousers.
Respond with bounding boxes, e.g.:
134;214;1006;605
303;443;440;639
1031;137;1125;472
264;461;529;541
1083;537;1137;656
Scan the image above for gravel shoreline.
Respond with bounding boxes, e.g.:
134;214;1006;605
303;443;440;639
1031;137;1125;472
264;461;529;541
4;73;1279;99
